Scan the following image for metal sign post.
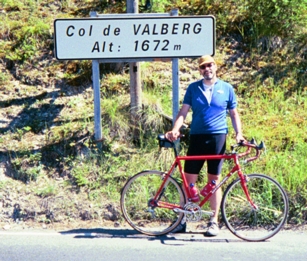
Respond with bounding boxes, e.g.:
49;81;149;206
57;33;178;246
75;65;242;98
171;9;179;124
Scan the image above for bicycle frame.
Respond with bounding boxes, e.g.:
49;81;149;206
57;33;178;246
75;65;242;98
121;136;289;241
151;148;259;211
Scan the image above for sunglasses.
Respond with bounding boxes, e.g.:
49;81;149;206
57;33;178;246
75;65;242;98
199;63;214;69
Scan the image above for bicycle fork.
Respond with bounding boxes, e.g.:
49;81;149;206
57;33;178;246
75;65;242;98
239;173;259;211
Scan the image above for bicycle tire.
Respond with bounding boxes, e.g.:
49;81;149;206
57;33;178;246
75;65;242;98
221;174;289;242
120;170;186;236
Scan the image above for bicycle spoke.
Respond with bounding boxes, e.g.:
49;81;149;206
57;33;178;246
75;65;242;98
120;171;185;236
221;174;289;241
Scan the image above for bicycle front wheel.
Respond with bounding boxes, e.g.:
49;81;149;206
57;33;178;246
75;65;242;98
221;174;289;242
120;170;186;236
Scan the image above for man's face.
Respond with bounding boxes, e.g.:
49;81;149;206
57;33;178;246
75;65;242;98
199;62;216;80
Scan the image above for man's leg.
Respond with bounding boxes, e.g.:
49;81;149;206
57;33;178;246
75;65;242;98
208;173;221;223
180;172;199;200
205;173;221;236
172;172;198;233
184;172;198;191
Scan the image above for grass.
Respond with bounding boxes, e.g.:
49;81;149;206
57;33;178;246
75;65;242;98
1;56;307;225
0;0;307;228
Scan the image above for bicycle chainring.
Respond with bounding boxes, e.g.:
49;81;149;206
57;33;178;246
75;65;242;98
184;202;202;222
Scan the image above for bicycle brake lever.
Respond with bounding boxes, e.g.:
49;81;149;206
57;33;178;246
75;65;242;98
250;138;256;145
257;141;264;149
230;144;238;153
258;141;266;154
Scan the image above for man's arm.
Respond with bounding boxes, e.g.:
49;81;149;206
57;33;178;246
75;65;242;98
166;104;190;141
229;108;244;143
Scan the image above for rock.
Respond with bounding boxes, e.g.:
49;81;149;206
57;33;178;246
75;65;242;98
0;166;6;181
103;204;120;221
3;224;11;230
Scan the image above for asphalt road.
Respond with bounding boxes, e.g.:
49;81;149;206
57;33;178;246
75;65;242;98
0;226;306;261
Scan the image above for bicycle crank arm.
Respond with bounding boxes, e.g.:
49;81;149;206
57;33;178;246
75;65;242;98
174;208;214;216
201;210;214;216
173;208;194;215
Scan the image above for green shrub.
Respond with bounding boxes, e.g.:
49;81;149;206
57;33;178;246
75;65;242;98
178;0;307;48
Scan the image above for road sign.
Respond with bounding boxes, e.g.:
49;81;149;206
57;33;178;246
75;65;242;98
54;16;215;60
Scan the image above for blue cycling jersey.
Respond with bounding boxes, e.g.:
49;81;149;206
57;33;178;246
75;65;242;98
183;79;237;134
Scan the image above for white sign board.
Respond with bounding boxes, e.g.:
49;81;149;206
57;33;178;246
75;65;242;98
54;16;215;60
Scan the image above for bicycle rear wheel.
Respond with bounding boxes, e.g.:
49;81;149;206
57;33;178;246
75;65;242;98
120;170;186;236
221;174;289;242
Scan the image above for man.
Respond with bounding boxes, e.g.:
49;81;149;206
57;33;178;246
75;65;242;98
166;55;244;236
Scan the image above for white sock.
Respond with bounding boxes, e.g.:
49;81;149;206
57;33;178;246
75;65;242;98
210;217;218;224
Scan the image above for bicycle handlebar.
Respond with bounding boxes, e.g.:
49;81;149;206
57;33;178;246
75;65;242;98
158;134;265;162
233;138;265;163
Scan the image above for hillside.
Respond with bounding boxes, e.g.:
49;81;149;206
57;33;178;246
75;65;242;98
1;0;307;230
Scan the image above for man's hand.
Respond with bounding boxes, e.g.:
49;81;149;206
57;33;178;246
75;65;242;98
165;130;180;142
236;133;245;144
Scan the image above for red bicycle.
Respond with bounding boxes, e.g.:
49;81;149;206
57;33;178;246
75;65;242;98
120;134;289;242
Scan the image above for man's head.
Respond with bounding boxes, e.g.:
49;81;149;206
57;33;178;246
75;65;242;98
198;55;217;81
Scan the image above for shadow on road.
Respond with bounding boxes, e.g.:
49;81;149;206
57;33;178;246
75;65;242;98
59;227;246;244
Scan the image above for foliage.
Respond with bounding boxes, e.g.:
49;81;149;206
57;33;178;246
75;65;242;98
1;0;53;63
1;0;307;226
177;0;307;49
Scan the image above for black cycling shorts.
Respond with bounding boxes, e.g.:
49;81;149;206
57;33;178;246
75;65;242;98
184;134;226;175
